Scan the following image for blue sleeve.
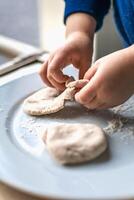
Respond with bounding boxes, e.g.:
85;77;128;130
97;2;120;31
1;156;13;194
64;0;111;31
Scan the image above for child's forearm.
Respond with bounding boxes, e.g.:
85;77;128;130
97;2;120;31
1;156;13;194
123;45;134;70
65;13;96;40
128;44;134;62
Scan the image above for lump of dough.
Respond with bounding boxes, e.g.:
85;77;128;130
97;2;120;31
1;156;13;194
23;87;60;115
23;79;89;116
24;87;60;103
23;86;76;116
66;79;89;88
44;123;107;165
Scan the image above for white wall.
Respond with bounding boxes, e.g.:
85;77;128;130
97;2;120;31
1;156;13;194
38;0;65;51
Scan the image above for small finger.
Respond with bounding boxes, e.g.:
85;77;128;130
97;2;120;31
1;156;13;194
84;97;103;110
75;92;96;105
48;52;70;83
48;66;69;83
39;60;53;87
84;65;97;80
75;79;97;105
79;64;89;79
47;75;65;91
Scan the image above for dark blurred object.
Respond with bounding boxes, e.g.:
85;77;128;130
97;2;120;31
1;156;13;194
0;0;39;53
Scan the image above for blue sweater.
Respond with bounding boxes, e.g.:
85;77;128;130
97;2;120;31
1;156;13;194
64;0;134;46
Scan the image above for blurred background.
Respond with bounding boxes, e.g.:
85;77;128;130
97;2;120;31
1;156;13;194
0;0;123;64
0;0;39;64
0;0;39;46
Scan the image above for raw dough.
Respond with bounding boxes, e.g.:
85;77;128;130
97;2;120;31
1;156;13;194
44;123;107;165
23;85;76;116
23;79;89;116
24;87;60;103
66;79;88;88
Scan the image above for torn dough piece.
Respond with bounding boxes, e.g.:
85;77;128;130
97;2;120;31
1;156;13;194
24;87;60;103
23;85;76;116
44;123;107;165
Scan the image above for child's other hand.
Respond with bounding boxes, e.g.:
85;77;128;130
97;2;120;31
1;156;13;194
39;32;93;90
75;46;134;109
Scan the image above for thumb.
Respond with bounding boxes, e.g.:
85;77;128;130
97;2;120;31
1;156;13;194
84;65;97;80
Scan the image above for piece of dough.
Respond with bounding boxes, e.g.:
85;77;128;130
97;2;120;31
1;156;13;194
24;87;60;103
23;79;89;116
44;123;107;165
23;85;76;116
66;79;89;88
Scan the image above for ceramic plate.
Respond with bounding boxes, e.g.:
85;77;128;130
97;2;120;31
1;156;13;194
0;73;134;200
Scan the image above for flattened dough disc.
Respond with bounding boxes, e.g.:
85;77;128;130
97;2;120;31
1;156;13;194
23;79;89;116
44;123;107;165
23;84;76;116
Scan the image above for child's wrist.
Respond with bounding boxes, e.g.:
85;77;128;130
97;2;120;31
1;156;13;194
66;13;96;39
66;31;93;47
67;31;90;40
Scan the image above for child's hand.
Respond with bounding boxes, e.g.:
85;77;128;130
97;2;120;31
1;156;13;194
75;46;134;109
39;32;93;90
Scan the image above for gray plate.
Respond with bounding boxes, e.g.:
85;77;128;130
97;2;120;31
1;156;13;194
0;73;134;200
